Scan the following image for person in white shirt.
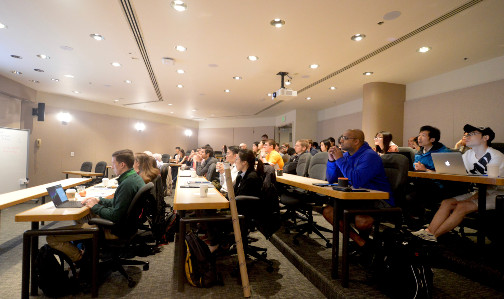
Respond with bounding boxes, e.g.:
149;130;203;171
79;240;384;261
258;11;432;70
216;146;240;196
412;124;503;242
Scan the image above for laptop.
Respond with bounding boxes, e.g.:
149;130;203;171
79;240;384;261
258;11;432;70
46;184;85;208
431;152;467;175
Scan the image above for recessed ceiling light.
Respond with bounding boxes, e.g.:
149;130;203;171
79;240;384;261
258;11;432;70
72;90;80;94
270;19;285;28
114;99;119;103
170;111;174;114
124;80;132;84
64;74;74;78
363;72;374;76
285;80;291;86
224;89;230;93
267;93;272;97
11;70;22;75
111;62;121;67
171;0;187;12
233;76;242;80
351;34;366;41
191;109;197;112
177;84;183;88
247;56;259;61
417;46;431;53
168;103;173;106
176;69;185;74
51;78;59;82
29;80;40;83
37;54;50;59
0;22;7;29
310;64;319;69
34;69;44;72
175;45;187;52
60;45;73;51
89;33;105;41
330;86;337;90
306;97;311;100
10;55;22;59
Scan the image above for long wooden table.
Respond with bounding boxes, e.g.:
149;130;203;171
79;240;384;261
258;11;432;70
62;170;104;179
15;184;115;298
276;174;389;280
174;170;230;291
408;171;504;246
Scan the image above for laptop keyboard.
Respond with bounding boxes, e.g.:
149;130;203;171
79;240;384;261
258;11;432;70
59;201;84;208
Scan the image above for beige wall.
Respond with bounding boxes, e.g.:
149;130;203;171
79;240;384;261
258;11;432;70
316;112;363;143
403;79;504;147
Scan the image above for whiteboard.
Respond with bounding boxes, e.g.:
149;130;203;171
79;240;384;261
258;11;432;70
0;127;29;194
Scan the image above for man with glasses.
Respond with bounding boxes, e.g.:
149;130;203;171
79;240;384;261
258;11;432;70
260;139;284;170
284;139;308;174
322;129;392;257
412;124;503;242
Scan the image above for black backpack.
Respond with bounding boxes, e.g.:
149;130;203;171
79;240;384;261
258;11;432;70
375;228;434;299
35;244;79;297
184;231;221;288
157;210;179;245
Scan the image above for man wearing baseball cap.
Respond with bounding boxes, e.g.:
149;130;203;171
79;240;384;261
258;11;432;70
412;124;504;242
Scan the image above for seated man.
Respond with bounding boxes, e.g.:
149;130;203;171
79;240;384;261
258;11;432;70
47;149;145;263
284;139;308;174
322;129;393;251
413;125;450;172
412;125;503;242
195;146;219;182
260;139;284;170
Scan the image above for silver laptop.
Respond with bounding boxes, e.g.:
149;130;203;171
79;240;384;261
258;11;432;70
431;152;467;175
46;184;84;208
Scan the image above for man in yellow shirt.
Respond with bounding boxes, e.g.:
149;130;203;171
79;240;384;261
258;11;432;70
260;139;284;170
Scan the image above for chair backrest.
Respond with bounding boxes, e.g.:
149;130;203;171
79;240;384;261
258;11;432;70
381;154;409;206
80;161;93;172
397;147;416;164
308;152;328;180
161;154;170;163
493;142;504;155
151;175;164;207
206;163;218;182
94;161;107;174
120;182;155;238
282;154;290;165
259;164;280;238
296;153;311;177
160;164;170;192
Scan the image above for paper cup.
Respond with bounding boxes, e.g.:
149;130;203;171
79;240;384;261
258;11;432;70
487;164;499;178
200;185;209;197
102;178;109;186
66;189;76;201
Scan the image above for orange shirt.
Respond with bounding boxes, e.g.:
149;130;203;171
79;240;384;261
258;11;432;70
265;150;284;170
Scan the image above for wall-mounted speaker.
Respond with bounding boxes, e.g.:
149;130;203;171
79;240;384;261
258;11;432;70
32;102;45;121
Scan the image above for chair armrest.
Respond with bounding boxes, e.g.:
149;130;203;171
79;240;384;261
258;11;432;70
235;195;260;202
88;218;115;227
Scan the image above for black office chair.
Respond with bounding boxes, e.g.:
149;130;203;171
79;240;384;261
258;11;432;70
88;161;107;185
160;164;170;195
280;152;332;248
235;164;281;271
80;161;93;172
88;182;154;287
161;154;170;163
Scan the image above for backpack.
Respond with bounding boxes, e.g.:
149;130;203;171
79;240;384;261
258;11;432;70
184;231;222;288
35;244;79;297
375;228;434;299
156;210;179;245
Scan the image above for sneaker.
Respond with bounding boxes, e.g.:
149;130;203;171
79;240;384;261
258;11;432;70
412;229;437;242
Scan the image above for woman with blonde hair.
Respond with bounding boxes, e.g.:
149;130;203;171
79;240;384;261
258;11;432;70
134;153;160;183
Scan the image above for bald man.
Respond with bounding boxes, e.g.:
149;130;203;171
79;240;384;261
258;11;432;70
323;129;392;253
239;143;247;150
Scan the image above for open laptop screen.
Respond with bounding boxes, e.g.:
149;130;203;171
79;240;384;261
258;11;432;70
46;184;68;206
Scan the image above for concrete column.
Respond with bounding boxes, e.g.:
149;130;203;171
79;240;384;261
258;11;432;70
362;82;405;146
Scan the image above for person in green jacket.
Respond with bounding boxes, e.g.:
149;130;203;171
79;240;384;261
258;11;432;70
47;149;145;262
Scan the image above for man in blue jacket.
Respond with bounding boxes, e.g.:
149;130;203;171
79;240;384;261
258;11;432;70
413;125;450;171
322;129;392;251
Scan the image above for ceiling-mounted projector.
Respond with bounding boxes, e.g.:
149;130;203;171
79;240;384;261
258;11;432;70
272;71;297;100
272;88;297;100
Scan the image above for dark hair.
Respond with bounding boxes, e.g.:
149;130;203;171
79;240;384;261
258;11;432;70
413;136;419;146
261;134;268;139
419;125;441;143
328;137;336;146
253;141;259;147
312;142;319;148
265;139;276;147
204;147;214;157
179;148;185;156
228;145;240;154
175;146;180;150
112;149;135;168
238;149;264;176
135;153;160;183
375;131;393;154
320;139;331;151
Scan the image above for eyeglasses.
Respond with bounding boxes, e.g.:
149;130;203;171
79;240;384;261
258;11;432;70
340;136;357;141
374;137;383;140
464;131;481;137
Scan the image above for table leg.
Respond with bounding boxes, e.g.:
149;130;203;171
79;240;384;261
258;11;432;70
331;198;340;279
91;232;99;297
177;211;186;292
66;174;69;179
30;221;39;295
22;232;31;299
41;196;45;226
477;184;487;247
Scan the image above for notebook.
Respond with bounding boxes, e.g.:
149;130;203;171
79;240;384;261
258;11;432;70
46;184;85;208
431;152;467;175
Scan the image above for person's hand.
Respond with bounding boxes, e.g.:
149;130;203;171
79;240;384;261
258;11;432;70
455;139;466;149
216;162;224;173
414;162;427;171
82;197;100;208
328;146;343;161
194;153;203;162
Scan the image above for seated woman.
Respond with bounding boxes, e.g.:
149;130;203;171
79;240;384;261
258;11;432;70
374;131;398;155
412;125;503;242
320;139;331;152
234;149;264;198
134;153;160;184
